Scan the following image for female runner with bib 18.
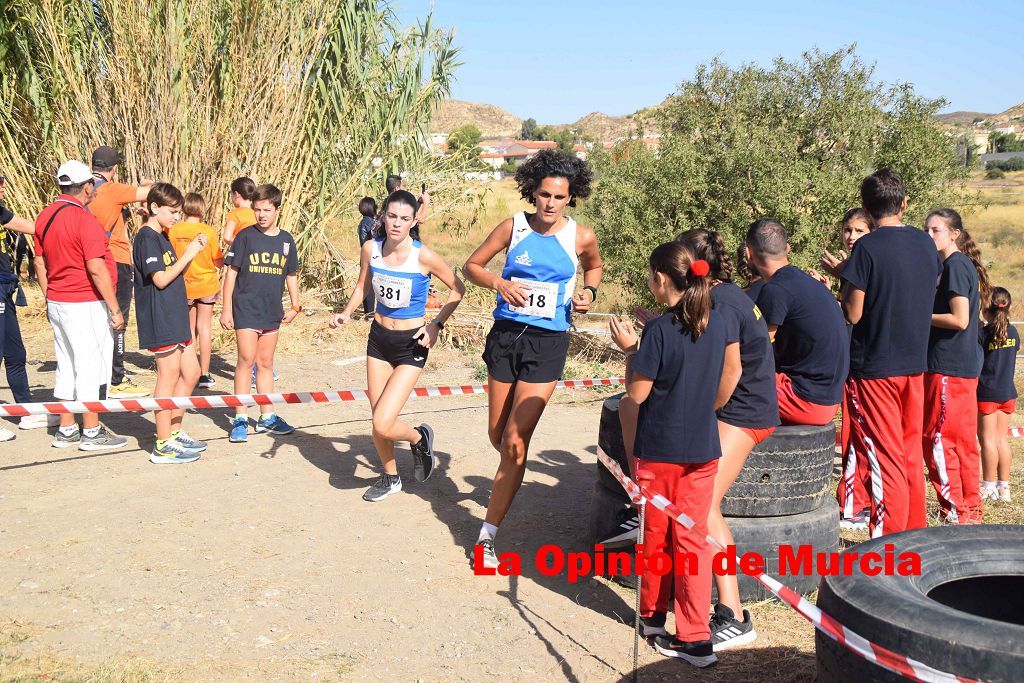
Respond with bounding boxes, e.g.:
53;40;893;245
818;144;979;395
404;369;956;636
330;190;465;502
463;149;603;569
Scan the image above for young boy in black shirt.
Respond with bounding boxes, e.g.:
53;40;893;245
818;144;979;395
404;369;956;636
134;183;209;463
221;184;301;442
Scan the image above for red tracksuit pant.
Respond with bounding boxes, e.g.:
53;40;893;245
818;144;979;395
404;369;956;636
922;373;982;523
636;459;717;642
846;375;926;537
837;380;870;517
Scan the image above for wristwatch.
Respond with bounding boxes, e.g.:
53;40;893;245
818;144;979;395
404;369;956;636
431;319;445;329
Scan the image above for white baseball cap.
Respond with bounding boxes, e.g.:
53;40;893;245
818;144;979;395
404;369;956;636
56;160;93;186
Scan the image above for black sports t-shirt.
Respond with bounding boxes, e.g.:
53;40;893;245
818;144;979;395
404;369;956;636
928;251;982;378
757;265;849;405
744;280;766;303
631;311;727;464
224;226;299;330
841;226;940;379
978;324;1019;403
132;227;191;349
712;282;779;429
0;205;15;275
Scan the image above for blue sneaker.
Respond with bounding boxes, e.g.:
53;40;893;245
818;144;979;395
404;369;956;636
172;430;208;453
255;414;295;435
229;416;249;443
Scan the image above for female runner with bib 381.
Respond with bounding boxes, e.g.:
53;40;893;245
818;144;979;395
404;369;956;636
462;149;603;569
330;190;465;502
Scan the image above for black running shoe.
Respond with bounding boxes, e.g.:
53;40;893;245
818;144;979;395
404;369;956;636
639;613;668;637
709;602;757;651
363;473;402;502
411;423;436;482
599;506;639;546
653;635;718;668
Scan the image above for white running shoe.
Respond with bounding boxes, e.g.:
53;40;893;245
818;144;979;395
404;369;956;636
20;414;59;430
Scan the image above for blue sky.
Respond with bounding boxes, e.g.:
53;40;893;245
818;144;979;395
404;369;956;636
397;1;1024;124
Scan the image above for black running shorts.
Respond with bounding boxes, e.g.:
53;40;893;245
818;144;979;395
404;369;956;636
483;320;569;384
367;321;429;368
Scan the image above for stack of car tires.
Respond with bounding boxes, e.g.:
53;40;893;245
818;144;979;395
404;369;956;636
591;393;839;600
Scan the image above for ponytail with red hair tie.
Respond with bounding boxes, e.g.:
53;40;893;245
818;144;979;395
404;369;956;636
689;259;710;278
996;302;1010;309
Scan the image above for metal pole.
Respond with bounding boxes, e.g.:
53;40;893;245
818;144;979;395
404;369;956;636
633;495;646;683
633;469;654;683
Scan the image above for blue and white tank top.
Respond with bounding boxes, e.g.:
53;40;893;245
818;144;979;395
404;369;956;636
369;238;430;319
494;212;579;332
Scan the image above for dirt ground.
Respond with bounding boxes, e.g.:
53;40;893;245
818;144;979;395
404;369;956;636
0;316;825;682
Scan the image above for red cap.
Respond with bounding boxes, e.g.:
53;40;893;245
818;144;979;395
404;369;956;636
690;259;710;277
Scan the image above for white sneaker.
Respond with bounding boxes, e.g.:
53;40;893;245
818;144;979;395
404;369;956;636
0;425;15;442
981;487;999;502
999;487;1012;503
20;414;59;430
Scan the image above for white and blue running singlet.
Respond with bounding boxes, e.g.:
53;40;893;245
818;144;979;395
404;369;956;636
494;212;579;332
369;238;430;319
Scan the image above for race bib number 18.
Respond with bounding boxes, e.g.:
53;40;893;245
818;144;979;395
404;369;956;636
373;273;413;309
509;277;559;319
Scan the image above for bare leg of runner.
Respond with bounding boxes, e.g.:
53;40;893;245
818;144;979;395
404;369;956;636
483;377;558;527
366;358;423;476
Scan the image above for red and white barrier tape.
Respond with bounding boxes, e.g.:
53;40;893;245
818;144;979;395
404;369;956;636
596;450;975;683
0;377;625;416
1009;426;1024;438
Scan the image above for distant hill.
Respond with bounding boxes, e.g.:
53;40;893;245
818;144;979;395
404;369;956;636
431;100;522;138
431;99;664;142
998;102;1024;120
432;97;1024;141
936;103;1023;128
548;112;638;141
936;111;993;126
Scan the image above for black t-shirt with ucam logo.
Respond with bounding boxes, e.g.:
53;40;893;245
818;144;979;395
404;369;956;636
224;225;299;331
133;226;191;349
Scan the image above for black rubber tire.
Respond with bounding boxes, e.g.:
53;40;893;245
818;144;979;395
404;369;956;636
596;394;630;495
720;423;836;518
715;498;839;602
816;525;1024;683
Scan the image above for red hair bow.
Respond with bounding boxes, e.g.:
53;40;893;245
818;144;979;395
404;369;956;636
690;259;710;277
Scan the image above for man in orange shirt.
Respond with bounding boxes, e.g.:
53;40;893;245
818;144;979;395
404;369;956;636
89;145;152;398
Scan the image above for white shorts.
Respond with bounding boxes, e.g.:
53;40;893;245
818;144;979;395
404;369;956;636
47;300;115;402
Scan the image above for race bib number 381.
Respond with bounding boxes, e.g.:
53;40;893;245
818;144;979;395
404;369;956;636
372;273;413;309
509;277;559;319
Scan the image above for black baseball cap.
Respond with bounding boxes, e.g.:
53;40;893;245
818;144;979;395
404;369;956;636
91;145;123;168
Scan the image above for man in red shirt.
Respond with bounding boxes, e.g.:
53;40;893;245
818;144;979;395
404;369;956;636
89;145;152;398
33;160;128;451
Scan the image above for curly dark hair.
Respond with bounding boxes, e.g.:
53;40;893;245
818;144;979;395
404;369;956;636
513;149;593;207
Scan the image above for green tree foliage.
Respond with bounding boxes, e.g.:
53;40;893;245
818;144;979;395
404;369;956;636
520;117;542;140
447;123;482;153
988;132;1024;153
586;46;973;303
987;157;1024;172
546;128;576;154
0;0;477;286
